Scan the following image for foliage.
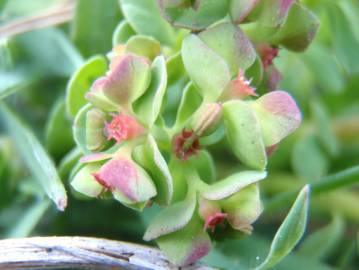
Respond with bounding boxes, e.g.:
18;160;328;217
0;0;359;269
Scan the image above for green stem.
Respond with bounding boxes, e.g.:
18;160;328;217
265;165;359;211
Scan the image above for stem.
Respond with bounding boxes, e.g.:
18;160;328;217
0;1;75;39
265;165;359;211
0;236;213;270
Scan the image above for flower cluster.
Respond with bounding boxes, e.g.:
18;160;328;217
68;0;318;266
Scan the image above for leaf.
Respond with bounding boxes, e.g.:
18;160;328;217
158;0;228;31
6;199;50;238
120;0;176;46
302;43;344;93
13;28;83;78
255;0;295;27
256;185;310;270
71;0;122;57
174;82;202;128
143;192;196;241
112;21;136;46
182;34;231;102
73;104;93;154
220;184;263;233
327;3;359;74
71;163;103;198
66;55;107;118
132;135;173;205
271;3;320;52
298;215;344;260
199;22;256;76
201;170;267;200
0;104;67;211
45;99;74;160
292;135;329;183
125;35;161;61
0;70;30;100
251;91;301;147
229;0;261;23
222;100;267;170
157;214;211;266
188;150;216;183
311;100;339;157
133;55;167;127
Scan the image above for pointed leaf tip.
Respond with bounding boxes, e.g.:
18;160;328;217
256;185;310;269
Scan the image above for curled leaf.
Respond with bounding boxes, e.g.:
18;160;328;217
252;90;301;147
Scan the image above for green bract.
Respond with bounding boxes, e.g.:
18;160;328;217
65;0;319;266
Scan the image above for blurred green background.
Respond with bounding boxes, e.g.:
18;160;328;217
0;0;358;269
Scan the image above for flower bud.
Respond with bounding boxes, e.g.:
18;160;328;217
92;156;157;204
192;103;222;136
220;184;262;234
198;198;227;231
86;108;106;151
173;129;200;160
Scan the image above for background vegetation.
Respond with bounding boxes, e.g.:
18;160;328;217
0;0;358;269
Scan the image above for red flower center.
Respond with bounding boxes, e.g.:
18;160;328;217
204;212;228;232
105;113;144;143
173;129;200;160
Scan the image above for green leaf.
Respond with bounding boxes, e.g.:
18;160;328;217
182;34;231;102
292;135;329;182
71;163;103;198
201;170;267;200
133;135;173;205
45;99;74;160
256;185;310;270
271;3;320;52
174;82;202;128
327;3;359;74
6;199;50;238
199;22;256;76
311;100;339;157
158;0;228;31
157;214;211;266
125;35;161;61
298;215;344;260
220;184;262;233
0;104;68;211
229;0;260;23
254;0;295;27
112;21;136;46
188;150;216;183
143;192;196;241
73;104;93;154
251;91;301;147
120;0;176;46
71;0;122;57
133;56;167;127
66;55;107;118
0;70;30;100
222;100;267;170
13;28;83;77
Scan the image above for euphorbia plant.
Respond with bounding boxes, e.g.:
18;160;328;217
66;0;319;266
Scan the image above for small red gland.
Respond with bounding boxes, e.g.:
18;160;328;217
227;69;257;99
105;113;144;144
92;173;111;190
204;212;228;232
173;129;200;160
257;44;279;69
